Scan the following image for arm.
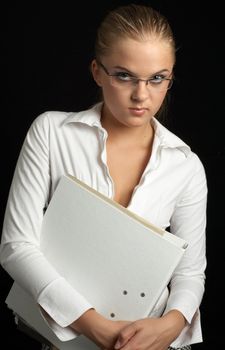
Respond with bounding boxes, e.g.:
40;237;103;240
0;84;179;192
112;310;186;350
165;154;207;333
70;309;131;349
0;113;93;340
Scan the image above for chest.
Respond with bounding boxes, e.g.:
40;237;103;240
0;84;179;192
49;126;189;228
106;144;151;207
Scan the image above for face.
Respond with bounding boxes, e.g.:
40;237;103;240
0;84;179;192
92;37;174;129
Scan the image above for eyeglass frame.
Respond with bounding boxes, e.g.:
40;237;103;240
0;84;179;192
97;60;174;91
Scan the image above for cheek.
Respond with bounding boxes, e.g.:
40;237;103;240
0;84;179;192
102;85;128;104
153;92;167;112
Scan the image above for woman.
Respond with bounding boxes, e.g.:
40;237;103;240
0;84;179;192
1;4;207;350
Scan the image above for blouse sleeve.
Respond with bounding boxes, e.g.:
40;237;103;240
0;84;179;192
164;153;207;347
0;113;93;341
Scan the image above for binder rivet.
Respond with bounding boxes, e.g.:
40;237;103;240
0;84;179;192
140;292;145;297
110;313;115;318
123;290;128;295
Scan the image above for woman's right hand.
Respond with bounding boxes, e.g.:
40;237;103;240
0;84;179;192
70;308;131;349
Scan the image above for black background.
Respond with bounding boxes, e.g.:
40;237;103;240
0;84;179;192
1;1;225;348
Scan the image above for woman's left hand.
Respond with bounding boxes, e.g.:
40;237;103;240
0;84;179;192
112;310;186;350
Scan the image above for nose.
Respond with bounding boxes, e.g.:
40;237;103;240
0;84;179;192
131;80;150;102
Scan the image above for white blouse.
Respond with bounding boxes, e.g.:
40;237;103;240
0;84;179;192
0;102;207;347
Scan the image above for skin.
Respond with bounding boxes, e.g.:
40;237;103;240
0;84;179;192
70;37;186;350
92;37;174;208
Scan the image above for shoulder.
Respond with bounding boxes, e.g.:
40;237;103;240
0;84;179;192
29;103;102;132
30;111;76;130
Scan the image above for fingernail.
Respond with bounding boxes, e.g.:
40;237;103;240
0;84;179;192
114;340;121;349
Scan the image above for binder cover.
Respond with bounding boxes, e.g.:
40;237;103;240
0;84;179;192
5;174;187;349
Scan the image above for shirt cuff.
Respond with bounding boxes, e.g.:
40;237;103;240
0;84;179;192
163;289;199;324
37;277;93;340
163;288;203;347
169;309;203;348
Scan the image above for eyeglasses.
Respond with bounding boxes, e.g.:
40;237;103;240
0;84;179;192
98;61;173;92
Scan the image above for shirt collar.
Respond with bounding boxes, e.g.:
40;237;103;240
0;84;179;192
64;102;190;157
63;102;103;128
151;118;191;157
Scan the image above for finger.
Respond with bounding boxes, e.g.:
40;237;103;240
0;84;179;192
114;323;137;349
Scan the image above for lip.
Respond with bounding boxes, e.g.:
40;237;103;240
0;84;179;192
128;107;148;116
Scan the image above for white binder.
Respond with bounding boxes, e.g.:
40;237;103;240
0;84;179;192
5;174;187;349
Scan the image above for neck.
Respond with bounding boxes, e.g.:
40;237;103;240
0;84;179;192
101;110;154;149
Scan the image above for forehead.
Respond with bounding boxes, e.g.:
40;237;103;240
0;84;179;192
104;37;174;73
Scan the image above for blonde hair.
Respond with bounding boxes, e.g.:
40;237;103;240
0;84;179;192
95;3;176;62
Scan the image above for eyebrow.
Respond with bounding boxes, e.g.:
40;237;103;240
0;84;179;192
113;65;170;76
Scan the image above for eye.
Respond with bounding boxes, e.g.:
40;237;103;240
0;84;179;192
149;75;166;84
114;72;134;82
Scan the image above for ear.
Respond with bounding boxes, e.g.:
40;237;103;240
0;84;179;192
91;59;102;87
